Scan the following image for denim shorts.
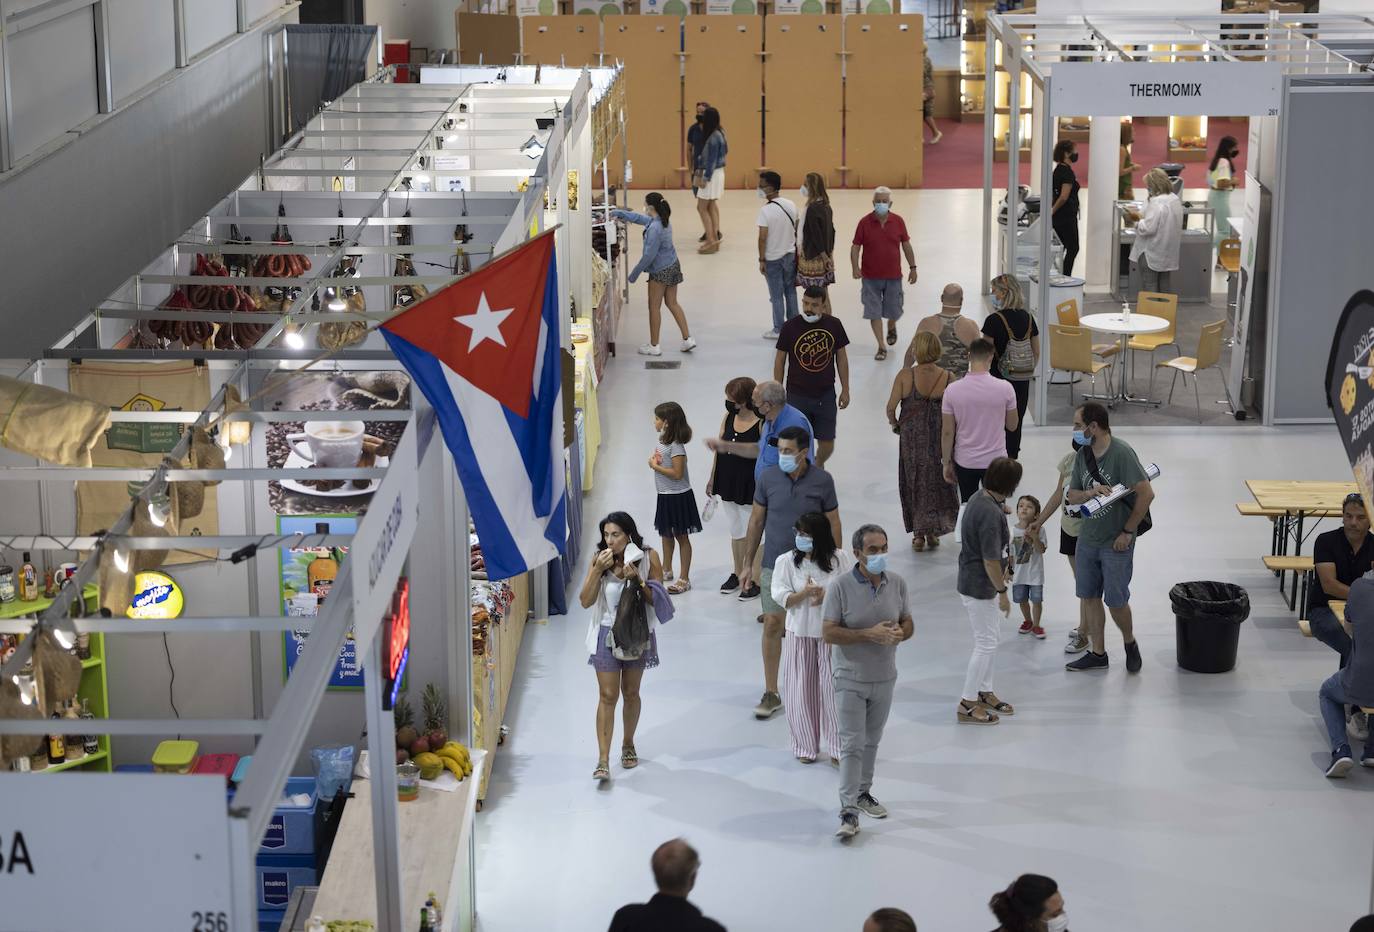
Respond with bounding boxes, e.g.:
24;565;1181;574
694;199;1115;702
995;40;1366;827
1075;540;1134;607
1012;584;1043;604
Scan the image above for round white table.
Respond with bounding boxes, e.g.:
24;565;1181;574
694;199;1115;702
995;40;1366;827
1079;312;1169;407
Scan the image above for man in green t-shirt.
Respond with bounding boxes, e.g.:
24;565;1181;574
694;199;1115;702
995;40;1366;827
1064;403;1155;673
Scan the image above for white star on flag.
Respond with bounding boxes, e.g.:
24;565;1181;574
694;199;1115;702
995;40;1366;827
453;292;515;352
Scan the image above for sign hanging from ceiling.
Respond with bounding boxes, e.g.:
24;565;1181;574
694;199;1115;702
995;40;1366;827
1049;62;1283;117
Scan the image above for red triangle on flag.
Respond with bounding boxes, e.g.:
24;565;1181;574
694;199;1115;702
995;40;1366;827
382;231;555;418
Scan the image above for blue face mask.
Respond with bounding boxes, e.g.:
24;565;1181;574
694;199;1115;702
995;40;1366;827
778;452;800;474
794;534;814;553
991;294;1004;310
873;202;890;216
1073;428;1090;446
865;553;887;575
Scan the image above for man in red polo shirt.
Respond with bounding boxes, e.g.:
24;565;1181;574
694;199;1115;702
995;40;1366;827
850;187;918;361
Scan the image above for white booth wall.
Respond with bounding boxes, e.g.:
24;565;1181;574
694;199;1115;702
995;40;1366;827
0;4;297;360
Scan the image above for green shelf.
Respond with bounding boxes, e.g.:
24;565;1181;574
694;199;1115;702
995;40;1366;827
81;656;101;669
0;584;99;620
36;749;108;774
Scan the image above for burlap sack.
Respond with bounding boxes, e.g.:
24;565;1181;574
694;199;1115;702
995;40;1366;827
0;375;110;467
33;631;82;710
318;290;369;351
0;678;44;761
98;544;134;617
69;362;219;564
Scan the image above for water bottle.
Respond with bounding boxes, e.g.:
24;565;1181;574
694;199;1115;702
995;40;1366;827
1121;300;1132;326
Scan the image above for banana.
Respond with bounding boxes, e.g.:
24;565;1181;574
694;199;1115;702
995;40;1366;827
440;756;463;777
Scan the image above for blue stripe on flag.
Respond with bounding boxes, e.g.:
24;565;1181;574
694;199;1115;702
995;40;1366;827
381;329;528;580
503;250;562;520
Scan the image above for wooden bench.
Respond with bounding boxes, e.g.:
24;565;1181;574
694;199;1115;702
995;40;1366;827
1300;600;1344;637
1238;502;1341;558
1237;502;1287;518
1264;555;1314;611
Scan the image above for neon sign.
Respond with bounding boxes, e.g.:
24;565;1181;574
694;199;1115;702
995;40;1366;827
383;578;410;711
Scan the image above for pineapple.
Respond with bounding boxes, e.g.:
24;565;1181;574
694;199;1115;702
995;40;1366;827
422;683;449;749
394;695;418;751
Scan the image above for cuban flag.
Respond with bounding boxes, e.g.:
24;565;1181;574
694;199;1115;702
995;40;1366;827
381;230;566;581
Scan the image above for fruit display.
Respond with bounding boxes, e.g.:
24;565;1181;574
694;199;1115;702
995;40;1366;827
421;683;449;750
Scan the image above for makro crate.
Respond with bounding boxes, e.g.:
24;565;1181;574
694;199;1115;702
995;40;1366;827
254;853;317;911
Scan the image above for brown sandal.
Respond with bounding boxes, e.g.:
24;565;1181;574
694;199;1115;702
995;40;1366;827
912;536;925;552
958;699;999;725
978;692;1015;716
875;347;888;361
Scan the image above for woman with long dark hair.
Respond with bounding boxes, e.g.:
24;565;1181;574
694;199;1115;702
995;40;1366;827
695;106;727;253
708;376;763;599
796;171;837;310
1209;134;1240;255
579;512;665;782
1049;139;1081;276
1118;120;1140;200
612;193;693;356
989;874;1068;932
770;511;855;764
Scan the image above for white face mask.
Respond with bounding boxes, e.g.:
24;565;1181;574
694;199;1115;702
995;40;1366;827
801;312;821;323
799;186;809;198
757;187;767;200
1046;913;1070;932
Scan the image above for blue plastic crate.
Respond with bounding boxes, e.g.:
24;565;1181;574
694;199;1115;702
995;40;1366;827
256;776;318;855
258;906;286;932
254;853;317;912
114;764;155;773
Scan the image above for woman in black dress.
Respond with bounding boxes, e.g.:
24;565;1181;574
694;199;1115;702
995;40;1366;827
980;274;1040;461
1049;139;1081;276
707;376;762;599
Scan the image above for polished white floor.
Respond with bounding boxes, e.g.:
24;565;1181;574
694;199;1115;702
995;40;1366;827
474;191;1374;932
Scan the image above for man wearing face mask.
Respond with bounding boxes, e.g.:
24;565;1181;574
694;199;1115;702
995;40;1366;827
822;524;912;840
740;426;841;720
851;187;918;361
1064;403;1154;673
774;287;851;469
704;380;814;482
757;170;800;340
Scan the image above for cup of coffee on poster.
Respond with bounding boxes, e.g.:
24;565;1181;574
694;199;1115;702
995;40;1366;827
288;420;365;468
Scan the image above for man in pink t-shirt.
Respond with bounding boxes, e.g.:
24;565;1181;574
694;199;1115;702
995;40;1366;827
941;338;1019;502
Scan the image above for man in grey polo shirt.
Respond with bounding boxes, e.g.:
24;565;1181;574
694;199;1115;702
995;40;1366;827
821;524;913;840
741;425;842;721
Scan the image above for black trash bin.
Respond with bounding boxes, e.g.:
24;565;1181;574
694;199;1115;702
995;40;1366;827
1172;581;1250;673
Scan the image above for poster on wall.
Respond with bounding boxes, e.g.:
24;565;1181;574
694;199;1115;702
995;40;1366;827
280;514;361;689
575;0;622;13
262;370;411;517
1325;290;1374;506
516;0;553;14
69;361;219;564
708;0;756;11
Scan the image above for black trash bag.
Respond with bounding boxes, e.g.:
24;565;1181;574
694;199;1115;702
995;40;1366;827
1172;581;1249;674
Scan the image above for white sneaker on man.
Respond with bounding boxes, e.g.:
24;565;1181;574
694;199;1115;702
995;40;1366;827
637;343;662;356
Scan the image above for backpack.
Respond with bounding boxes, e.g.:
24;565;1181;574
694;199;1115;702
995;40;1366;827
996;311;1037;380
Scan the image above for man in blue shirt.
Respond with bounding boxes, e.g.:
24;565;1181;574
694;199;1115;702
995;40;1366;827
704;380;815;481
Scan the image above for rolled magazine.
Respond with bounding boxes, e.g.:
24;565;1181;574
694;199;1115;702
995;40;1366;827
1068;463;1161;517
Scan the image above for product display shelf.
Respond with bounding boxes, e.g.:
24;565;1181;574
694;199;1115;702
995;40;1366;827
992;54;1033;163
1168;115;1209;163
1058;116;1090;143
311;750;486;932
958;0;994;120
470;572;529;804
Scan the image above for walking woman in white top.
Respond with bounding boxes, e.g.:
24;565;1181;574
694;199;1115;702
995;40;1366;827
771;511;855;764
580;512;665;782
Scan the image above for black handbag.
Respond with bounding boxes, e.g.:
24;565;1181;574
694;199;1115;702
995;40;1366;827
1081;447;1152;536
609;575;651;661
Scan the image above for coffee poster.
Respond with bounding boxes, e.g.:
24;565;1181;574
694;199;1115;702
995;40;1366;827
1325;290;1374;505
262;370;411;517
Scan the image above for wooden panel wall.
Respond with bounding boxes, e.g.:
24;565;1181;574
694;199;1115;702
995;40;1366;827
844;14;922;188
603;17;682;190
683;16;763;189
456;12;520;65
521;16;601;67
764;15;842;191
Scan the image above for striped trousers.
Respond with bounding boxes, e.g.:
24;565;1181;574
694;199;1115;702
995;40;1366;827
781;634;840;760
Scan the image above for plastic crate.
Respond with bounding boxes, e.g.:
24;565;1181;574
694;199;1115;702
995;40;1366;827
258;907;285;932
254;852;317;911
193;753;240;784
257;776;319;855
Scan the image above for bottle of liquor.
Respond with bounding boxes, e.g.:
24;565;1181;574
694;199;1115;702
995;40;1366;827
63;700;84;760
425;892;443;927
47;710;66;765
80;698;99;756
419;907;434;932
307;522;340;604
18;552;38;602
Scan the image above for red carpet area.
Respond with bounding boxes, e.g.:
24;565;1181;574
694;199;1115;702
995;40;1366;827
918;116;1250;191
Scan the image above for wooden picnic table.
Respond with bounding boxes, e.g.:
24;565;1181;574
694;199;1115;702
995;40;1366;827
1246;479;1358;557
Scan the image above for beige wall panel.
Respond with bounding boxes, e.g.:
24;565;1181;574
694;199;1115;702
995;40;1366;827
684;15;763;189
845;14;923;188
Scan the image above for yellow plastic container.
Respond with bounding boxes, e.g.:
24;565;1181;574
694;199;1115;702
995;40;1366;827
152;739;200;774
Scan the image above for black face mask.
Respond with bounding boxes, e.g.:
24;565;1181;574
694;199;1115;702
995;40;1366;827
748;402;764;418
1072;438;1087;451
1069;152;1079;163
725;400;740;414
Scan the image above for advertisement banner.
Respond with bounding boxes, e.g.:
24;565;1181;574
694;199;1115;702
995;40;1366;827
1050;62;1283;117
514;0;547;14
575;0;622;13
1326;290;1374;506
280;514;361;690
708;0;756;11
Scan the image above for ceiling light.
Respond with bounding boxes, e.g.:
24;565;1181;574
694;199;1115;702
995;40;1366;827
284;322;306;350
326;287;347;312
147;490;171;528
112;545;130;575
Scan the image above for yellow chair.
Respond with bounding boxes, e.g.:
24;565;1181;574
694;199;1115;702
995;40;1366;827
1218;238;1241;275
1055;298;1120;362
1128;291;1180;378
1151;320;1226;422
1049;324;1112;406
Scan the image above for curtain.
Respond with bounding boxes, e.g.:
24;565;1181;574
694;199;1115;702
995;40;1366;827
285;24;378;132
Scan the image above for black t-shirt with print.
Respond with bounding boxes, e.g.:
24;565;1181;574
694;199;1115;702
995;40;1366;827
776;315;850;397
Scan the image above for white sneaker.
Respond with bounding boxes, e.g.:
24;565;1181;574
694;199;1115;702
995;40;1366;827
762;329;780;340
680;337;697;353
637;343;662;356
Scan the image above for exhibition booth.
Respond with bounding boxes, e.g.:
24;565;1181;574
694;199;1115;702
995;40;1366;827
980;11;1374;428
0;64;625;932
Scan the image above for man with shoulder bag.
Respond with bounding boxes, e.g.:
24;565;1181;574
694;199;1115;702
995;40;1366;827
1064;403;1154;674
